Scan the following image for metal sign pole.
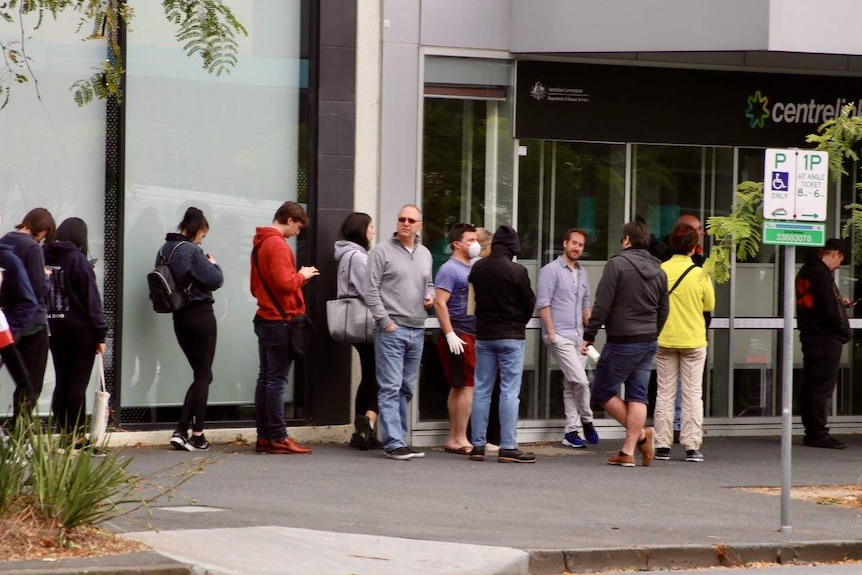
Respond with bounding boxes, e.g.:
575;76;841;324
780;244;795;533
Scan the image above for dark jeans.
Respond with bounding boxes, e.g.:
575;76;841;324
13;326;49;422
352;342;378;416
174;306;217;434
254;317;294;442
50;334;97;435
800;339;843;440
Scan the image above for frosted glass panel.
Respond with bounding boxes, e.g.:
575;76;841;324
122;1;306;411
0;13;106;417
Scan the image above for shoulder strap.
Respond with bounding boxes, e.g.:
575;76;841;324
252;241;289;320
669;265;697;295
160;240;188;265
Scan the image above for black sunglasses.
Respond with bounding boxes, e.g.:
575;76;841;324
398;217;420;224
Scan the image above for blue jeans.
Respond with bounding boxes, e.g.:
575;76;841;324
471;339;526;450
592;341;658;405
375;325;424;451
254;317;294;442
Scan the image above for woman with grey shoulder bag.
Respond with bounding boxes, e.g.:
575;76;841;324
333;212;381;450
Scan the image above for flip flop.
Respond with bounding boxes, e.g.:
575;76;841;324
444;446;472;455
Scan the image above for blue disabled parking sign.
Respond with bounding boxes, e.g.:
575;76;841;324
771;171;790;191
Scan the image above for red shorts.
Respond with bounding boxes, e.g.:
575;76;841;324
437;331;476;388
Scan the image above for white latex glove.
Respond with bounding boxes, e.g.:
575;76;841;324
445;331;467;355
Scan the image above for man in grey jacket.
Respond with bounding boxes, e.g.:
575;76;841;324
582;220;668;468
364;205;434;460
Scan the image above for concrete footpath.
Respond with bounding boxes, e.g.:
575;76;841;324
3;434;862;574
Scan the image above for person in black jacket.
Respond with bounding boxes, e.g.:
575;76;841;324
0;243;38;427
160;207;224;452
467;225;537;463
0;207;56;420
43;218;107;442
795;238;852;450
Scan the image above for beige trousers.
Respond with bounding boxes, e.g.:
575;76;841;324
654;346;707;450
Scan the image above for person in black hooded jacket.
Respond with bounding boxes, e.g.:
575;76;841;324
43;217;107;442
467;225;537;463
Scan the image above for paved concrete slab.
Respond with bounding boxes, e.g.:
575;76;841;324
124;526;529;575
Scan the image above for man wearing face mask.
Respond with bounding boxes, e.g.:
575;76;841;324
537;228;598;449
434;223;480;455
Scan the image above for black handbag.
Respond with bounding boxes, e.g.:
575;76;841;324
252;245;315;356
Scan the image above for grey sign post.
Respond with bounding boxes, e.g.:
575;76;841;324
763;148;829;533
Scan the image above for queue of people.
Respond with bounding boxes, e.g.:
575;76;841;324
0;202;852;461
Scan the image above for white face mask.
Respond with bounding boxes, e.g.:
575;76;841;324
468;241;482;259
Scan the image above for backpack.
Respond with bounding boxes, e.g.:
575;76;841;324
147;241;190;313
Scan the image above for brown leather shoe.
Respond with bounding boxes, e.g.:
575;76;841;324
638;427;655;467
255;438;272;453
268;437;312;454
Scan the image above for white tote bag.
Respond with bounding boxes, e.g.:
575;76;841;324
89;354;111;446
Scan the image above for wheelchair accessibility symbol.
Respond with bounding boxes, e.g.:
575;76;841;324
771;171;790;191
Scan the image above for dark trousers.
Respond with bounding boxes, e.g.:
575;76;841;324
50;334;97;435
13;326;49;422
3;342;33;427
174;307;217;434
254;317;293;442
352;342;379;416
800;339;843;440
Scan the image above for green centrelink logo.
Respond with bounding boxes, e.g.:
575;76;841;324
745;90;770;128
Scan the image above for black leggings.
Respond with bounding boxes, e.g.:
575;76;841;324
173;306;217;434
50;334;97;435
3;343;33;427
352;342;378;416
14;327;49;423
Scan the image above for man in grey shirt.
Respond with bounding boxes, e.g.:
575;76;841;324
537;228;598;449
364;205;434;461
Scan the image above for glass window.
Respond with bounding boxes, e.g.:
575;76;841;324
121;1;309;425
0;17;107;417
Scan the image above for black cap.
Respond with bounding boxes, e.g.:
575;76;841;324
822;237;849;262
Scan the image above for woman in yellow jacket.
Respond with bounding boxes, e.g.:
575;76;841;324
654;223;715;463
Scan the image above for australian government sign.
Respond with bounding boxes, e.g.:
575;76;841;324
515;61;862;147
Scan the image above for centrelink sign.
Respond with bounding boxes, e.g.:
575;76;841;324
516;61;862;147
746;91;862;128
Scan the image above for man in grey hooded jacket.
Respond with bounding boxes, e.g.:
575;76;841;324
582;220;668;468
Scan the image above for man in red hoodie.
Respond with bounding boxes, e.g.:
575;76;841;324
250;201;319;455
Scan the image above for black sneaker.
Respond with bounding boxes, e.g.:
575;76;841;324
348;432;366;450
655;447;672;461
384;446;414;460
406;446;425;458
367;436;384;450
187;434;210;451
497;448;537;463
170;432;190;451
803;435;848;449
685;449;704;462
469;445;486;461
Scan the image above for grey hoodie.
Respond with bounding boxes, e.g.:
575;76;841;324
334;240;368;299
584;247;669;344
364;236;433;329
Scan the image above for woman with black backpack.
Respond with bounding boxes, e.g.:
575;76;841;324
159;207;224;451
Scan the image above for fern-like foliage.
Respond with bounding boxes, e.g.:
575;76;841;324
807;104;862;262
703;180;763;284
163;0;248;76
1;0;245;107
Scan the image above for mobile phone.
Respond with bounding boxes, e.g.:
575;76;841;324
850;298;862;307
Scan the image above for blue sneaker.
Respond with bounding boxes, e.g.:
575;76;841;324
562;431;586;448
582;422;600;444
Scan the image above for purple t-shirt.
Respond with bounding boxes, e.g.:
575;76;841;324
434;258;476;335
